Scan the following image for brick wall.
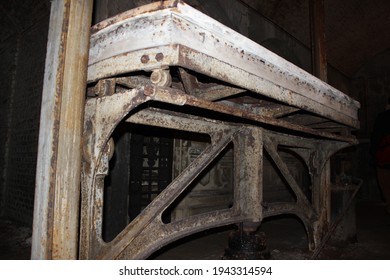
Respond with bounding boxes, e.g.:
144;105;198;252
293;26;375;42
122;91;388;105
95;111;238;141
2;15;49;225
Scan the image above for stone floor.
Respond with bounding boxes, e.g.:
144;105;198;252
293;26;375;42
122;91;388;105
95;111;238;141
0;201;389;260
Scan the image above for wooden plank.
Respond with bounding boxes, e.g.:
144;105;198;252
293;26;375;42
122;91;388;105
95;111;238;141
31;0;93;259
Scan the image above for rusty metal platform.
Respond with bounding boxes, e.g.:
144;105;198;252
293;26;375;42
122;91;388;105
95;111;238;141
80;0;360;259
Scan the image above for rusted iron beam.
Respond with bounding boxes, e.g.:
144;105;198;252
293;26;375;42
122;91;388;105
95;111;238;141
130;110;264;227
80;87;356;258
146;85;357;144
81;92;244;259
32;0;93;259
263;135;316;219
178;68;245;100
234;127;263;227
127;108;233;135
119;209;242;259
81;86;271;259
80;87;151;259
83;93;343;258
116;76;152;88
260;129;351;249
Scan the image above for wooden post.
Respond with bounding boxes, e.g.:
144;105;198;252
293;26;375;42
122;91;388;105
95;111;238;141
31;0;93;259
310;0;327;81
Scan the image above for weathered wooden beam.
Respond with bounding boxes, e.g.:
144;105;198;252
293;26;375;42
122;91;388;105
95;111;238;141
31;0;93;259
310;0;327;81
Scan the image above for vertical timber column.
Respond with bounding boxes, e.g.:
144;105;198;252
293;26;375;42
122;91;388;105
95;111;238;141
32;0;93;259
310;0;329;247
310;0;327;81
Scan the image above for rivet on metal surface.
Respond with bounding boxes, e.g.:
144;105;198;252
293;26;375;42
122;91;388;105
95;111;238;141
155;52;164;62
140;54;150;64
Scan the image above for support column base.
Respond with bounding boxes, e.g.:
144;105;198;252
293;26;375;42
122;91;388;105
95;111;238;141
223;231;270;260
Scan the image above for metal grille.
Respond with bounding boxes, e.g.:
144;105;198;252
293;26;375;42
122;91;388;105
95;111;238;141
129;126;173;221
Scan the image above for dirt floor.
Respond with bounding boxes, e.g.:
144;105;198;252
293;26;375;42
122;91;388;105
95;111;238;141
0;201;389;260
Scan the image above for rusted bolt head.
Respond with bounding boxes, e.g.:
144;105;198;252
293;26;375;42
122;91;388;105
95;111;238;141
140;54;150;64
150;69;172;87
155;52;164;62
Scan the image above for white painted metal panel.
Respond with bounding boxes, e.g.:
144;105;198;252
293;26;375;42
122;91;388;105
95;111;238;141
88;0;359;128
